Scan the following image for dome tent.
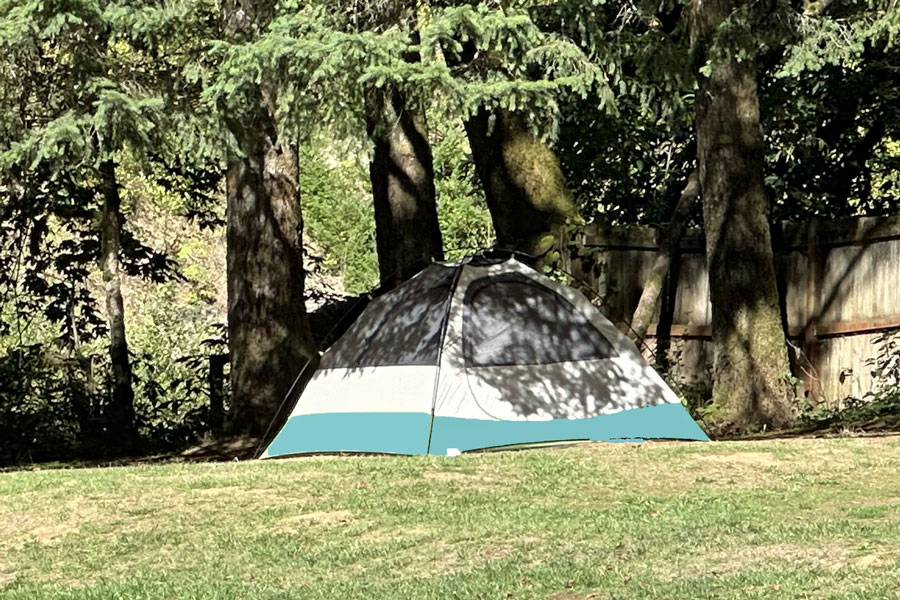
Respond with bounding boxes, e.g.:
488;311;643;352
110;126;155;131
262;255;707;458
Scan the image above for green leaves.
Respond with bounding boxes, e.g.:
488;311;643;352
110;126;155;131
93;87;165;156
3;111;91;171
0;0;214;169
778;10;868;78
201;2;609;147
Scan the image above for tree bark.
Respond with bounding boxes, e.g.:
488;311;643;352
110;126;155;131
629;170;700;344
464;108;579;259
98;159;137;448
365;87;443;289
222;0;319;438
691;0;795;430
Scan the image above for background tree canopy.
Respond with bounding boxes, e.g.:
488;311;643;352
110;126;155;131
0;0;897;463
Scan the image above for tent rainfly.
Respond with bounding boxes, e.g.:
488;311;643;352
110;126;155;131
262;255;708;457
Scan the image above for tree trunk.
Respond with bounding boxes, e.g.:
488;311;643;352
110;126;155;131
365;87;443;289
223;117;319;438
464;108;579;259
222;0;319;438
629;170;700;344
691;0;795;430
98;159;137;448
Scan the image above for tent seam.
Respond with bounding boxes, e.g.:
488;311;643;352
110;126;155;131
426;264;466;455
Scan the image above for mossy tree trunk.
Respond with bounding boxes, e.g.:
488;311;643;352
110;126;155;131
464;108;579;259
691;0;795;431
222;0;319;438
630;170;700;344
365;86;443;288
98;159;137;449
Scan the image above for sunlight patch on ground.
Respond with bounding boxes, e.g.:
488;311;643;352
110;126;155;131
2;437;900;599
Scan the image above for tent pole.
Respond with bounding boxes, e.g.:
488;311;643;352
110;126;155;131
426;264;466;455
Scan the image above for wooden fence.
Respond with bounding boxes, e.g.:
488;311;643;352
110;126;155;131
563;215;900;407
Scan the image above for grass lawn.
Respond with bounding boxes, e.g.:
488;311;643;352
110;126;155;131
2;437;900;599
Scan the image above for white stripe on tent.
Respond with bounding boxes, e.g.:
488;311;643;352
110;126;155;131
286;365;438;417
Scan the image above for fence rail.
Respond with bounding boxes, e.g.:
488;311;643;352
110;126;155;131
564;215;900;407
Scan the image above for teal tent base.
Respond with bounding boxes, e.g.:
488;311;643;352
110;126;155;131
429;403;708;454
265;412;432;456
263;403;708;458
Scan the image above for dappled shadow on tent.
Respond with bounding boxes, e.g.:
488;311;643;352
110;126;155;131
462;273;615;366
321;264;456;371
315;260;679;417
267;258;706;458
452;270;670;421
461;359;666;421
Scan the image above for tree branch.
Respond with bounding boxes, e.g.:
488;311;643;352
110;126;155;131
629;168;700;344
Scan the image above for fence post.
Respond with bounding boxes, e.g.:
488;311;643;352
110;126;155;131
801;219;825;403
208;353;227;436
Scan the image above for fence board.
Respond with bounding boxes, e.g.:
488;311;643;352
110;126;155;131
565;215;900;407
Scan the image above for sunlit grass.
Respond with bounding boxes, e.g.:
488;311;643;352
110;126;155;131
2;437;900;599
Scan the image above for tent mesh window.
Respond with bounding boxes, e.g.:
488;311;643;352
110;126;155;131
322;265;456;368
462;273;616;367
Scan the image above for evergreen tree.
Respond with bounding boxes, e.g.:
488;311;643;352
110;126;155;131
0;0;204;449
359;3;444;288
214;0;320;439
211;1;604;261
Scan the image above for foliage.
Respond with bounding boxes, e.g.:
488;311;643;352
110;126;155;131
868;330;900;397
0;344;97;464
0;149;226;464
549;0;900;224
110;162;228;449
300;121;495;294
432;122;495;259
128;288;227;448
0;0;217;350
764;0;900;220
537;0;696;224
299;143;379;295
0;340;226;465
557;96;696;225
204;1;608;148
801;330;900;430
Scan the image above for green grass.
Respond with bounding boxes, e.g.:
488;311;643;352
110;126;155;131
2;437;900;599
